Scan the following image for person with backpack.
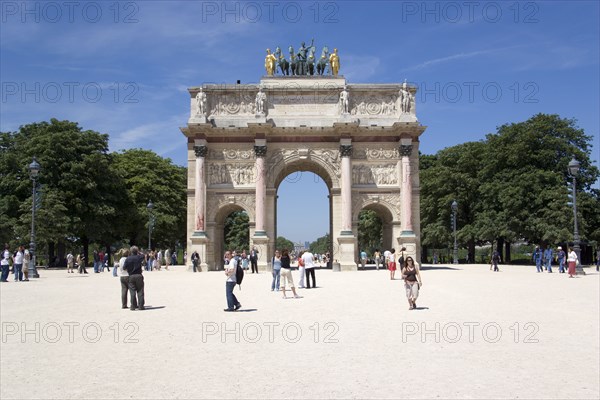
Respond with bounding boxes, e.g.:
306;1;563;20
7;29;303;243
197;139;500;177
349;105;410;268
224;250;242;312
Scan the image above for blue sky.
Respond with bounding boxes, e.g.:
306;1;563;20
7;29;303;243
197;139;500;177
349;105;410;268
1;0;599;243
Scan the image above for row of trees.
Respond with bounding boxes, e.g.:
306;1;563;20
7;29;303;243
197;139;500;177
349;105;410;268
420;113;599;262
0;119;186;264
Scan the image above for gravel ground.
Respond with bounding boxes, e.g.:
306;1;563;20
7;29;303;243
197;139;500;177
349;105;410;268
1;263;598;399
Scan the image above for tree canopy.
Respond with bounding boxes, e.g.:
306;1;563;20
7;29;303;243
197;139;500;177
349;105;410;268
420;113;599;260
0;119;186;263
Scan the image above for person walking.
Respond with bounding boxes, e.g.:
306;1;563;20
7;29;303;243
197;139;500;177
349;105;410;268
596;248;600;272
388;248;397;280
191;250;200;272
241;250;249;271
398;247;406;271
164;248;171;270
567;247;578;278
557;246;566;273
118;249;130;309
249;246;259;273
224;250;241;311
1;244;10;282
543;247;553;273
491;250;501;272
374;249;381;270
280;249;300;299
156;250;163;271
302;250;316;289
401;256;422;310
13;246;24;282
22;249;30;281
271;250;282;291
124;246;145;310
77;253;88;274
93;250;100;273
360;249;367;269
533;246;543;273
66;252;74;273
297;252;305;288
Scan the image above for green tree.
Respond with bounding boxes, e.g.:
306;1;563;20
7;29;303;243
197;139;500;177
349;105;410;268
420;141;487;259
1;119;128;264
276;236;294;252
480;114;599;246
224;211;249;251
310;233;330;255
357;209;382;253
112;149;187;248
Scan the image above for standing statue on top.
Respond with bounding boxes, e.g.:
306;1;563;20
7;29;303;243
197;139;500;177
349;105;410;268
339;85;349;114
399;80;413;113
255;87;267;115
296;39;315;75
264;49;277;76
195;88;207;117
329;48;340;76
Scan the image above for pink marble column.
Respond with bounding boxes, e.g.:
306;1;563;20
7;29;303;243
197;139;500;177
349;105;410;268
254;141;267;235
194;143;207;233
400;141;414;234
340;140;353;234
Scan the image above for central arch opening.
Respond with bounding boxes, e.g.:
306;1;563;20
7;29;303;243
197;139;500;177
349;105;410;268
274;162;333;267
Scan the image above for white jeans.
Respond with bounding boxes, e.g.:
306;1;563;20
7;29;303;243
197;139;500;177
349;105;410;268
298;267;305;287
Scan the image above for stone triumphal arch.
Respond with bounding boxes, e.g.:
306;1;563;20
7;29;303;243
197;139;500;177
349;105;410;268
181;75;426;271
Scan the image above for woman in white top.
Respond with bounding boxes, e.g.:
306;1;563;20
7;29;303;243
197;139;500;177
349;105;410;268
567;247;578;278
118;249;130;308
388;248;397;280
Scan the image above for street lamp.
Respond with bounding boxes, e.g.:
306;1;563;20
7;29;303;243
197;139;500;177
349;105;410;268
568;158;585;275
451;200;458;265
147;200;154;250
28;157;41;278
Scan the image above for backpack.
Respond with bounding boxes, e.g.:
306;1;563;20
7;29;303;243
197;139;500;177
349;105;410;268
234;256;244;289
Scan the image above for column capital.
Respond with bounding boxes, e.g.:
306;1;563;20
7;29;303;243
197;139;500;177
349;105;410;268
194;145;208;158
254;145;267;157
399;144;413;157
340;144;353;157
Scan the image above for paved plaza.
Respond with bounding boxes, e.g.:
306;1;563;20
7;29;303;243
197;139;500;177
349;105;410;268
1;264;598;399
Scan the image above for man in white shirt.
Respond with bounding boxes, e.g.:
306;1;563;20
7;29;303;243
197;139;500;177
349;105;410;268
224;251;241;311
1;244;11;282
302;250;317;289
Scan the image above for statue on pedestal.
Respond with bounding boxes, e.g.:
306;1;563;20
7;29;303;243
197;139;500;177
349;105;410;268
329;48;340;76
265;49;277;76
339;85;349;114
195;88;207;118
255;87;267;115
399;80;413;114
